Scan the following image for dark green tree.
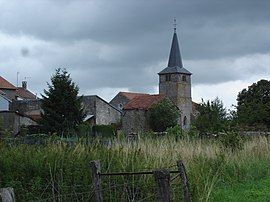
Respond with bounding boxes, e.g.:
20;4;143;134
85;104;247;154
149;99;179;132
194;97;228;134
41;68;85;135
236;79;270;129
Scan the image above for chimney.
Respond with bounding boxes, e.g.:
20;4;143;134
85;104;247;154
22;81;27;89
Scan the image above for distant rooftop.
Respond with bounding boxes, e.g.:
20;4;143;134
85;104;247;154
0;76;16;90
124;94;165;110
0;89;5;95
16;87;37;100
119;92;149;100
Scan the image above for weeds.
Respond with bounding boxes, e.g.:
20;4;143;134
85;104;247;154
0;136;270;201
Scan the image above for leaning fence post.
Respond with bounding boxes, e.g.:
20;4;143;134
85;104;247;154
153;169;171;202
177;160;191;202
0;187;16;202
90;160;103;202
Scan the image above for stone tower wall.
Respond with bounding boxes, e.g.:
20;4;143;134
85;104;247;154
159;73;192;129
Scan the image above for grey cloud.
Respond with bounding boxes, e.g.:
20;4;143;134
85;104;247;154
21;47;29;57
0;0;270;101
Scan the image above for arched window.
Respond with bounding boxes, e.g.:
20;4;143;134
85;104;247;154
182;75;187;82
165;74;171;81
183;116;187;126
118;103;123;110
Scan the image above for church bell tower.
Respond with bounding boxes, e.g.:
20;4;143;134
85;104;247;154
158;22;192;129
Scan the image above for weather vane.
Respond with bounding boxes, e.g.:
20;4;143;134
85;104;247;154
173;17;177;32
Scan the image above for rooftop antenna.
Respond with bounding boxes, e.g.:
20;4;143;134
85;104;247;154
16;72;19;87
24;76;31;81
173;17;177;33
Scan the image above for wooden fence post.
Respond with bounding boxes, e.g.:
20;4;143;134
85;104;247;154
177;160;191;202
153;169;171;202
0;187;16;202
90;160;103;202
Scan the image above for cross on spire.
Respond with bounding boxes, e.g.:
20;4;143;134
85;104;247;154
173;17;177;33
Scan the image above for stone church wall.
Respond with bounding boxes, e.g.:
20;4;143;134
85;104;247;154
122;109;150;135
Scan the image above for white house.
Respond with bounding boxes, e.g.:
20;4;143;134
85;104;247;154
0;91;11;111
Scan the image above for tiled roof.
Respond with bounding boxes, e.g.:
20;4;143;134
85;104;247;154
0;89;5;95
0;76;16;89
158;66;192;75
16;87;36;99
124;94;165;110
120;92;149;101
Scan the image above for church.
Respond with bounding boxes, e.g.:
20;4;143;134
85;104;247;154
110;27;197;134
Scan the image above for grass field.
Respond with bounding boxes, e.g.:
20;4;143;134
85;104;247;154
1;135;270;201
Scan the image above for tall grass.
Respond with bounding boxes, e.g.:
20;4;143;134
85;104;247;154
1;136;270;201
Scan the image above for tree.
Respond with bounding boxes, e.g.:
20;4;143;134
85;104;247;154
236;79;270;129
41;68;85;135
194;97;228;134
149;99;179;132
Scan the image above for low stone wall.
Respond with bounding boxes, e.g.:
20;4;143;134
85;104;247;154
0;111;37;136
241;131;270;137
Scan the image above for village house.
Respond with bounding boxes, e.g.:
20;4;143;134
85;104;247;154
0;76;37;102
11;95;122;127
0;76;39;135
82;95;121;125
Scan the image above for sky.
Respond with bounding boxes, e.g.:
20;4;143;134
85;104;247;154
1;0;270;109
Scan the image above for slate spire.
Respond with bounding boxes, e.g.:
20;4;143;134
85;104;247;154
167;26;183;68
158;20;191;75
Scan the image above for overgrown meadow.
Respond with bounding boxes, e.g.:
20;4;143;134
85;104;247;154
1;135;270;201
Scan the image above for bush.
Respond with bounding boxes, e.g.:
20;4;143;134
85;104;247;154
77;123;92;137
92;125;116;138
149;99;179;132
166;125;183;140
219;131;243;152
187;125;200;139
0;116;3;131
194;97;229;135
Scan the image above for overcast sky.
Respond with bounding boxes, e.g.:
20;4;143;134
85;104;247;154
1;0;270;109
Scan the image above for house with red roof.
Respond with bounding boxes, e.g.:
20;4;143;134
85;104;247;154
0;76;38;136
0;76;37;101
0;76;17;101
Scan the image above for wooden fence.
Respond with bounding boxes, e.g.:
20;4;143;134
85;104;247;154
90;160;191;202
0;187;16;202
1;160;190;201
